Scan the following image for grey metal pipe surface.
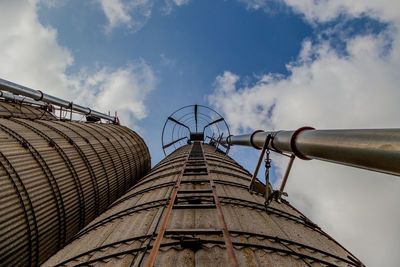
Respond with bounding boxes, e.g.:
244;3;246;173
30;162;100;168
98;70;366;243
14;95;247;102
224;128;400;177
0;90;47;106
0;77;116;122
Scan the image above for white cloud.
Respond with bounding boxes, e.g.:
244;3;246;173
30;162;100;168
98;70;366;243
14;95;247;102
98;0;153;34
99;0;132;31
97;0;189;33
209;3;400;266
171;0;189;6
0;0;156;128
240;0;400;23
74;61;156;127
163;0;189;14
283;0;400;24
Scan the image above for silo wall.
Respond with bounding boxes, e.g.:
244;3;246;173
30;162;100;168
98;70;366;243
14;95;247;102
0;117;150;266
43;143;362;266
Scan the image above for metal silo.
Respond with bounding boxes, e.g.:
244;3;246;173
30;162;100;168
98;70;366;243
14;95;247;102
43;142;363;266
42;106;374;266
0;79;151;266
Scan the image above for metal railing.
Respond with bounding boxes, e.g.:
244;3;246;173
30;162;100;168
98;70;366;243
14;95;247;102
0;77;117;123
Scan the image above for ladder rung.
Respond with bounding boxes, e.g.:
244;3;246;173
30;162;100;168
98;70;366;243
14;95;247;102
165;229;222;235
173;204;216;209
177;189;213;194
186;162;205;166
183;173;208;176
184;168;208;172
180;179;210;184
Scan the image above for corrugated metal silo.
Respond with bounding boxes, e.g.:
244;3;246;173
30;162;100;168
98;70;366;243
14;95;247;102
43;142;363;266
0;101;151;266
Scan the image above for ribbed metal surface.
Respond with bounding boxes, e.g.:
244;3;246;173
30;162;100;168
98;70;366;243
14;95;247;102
0;117;150;266
0;100;56;120
43;143;362;266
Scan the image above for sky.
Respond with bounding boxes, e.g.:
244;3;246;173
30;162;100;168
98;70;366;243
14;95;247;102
0;0;399;266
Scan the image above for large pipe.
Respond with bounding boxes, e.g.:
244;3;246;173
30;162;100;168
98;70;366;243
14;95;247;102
0;90;47;106
224;127;400;176
0;78;116;122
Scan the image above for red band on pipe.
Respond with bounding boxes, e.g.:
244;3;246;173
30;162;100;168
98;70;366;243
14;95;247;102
290;126;315;160
250;130;265;150
36;90;44;101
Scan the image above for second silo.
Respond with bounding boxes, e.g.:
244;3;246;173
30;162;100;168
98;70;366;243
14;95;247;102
0;101;151;266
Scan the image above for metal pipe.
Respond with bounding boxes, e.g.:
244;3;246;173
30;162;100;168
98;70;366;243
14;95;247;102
0;78;116;122
0;90;47;106
224;128;400;177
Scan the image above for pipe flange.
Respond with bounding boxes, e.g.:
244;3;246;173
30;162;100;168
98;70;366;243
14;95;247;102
290;126;315;160
36;90;44;101
226;134;233;144
250;130;265;150
270;131;281;152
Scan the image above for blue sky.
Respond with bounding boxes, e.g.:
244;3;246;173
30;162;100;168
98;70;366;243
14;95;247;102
1;1;400;266
34;1;313;168
34;0;315;168
34;0;387;169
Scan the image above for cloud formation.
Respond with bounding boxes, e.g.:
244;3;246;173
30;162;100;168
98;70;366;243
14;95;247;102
0;0;156;128
74;62;156;126
209;1;400;266
98;0;152;34
98;0;189;33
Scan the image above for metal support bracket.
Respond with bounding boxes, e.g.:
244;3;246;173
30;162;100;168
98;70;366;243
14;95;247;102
249;134;272;193
277;154;295;201
265;154;295;206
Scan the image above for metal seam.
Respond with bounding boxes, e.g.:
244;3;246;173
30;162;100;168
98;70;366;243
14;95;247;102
70;200;167;242
34;120;86;227
99;125;130;193
55;234;153;266
83;123;122;200
69;122;112;207
118;126;149;178
51;121;100;217
108;181;176;209
0;122;64;251
85;124;126;199
102;125;135;189
0;152;36;266
11;118;73;245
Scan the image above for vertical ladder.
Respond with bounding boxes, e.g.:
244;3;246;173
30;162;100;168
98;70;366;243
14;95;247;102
146;143;239;266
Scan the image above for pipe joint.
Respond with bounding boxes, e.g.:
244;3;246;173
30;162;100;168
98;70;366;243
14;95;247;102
290;126;314;160
250;130;265;150
226;135;233;145
35;90;44;101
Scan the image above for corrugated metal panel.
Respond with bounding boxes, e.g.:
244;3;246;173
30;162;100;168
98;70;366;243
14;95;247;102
0;116;151;266
0;100;56;120
43;143;363;266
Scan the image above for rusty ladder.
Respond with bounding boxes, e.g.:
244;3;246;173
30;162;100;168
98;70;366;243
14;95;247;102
146;143;239;266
